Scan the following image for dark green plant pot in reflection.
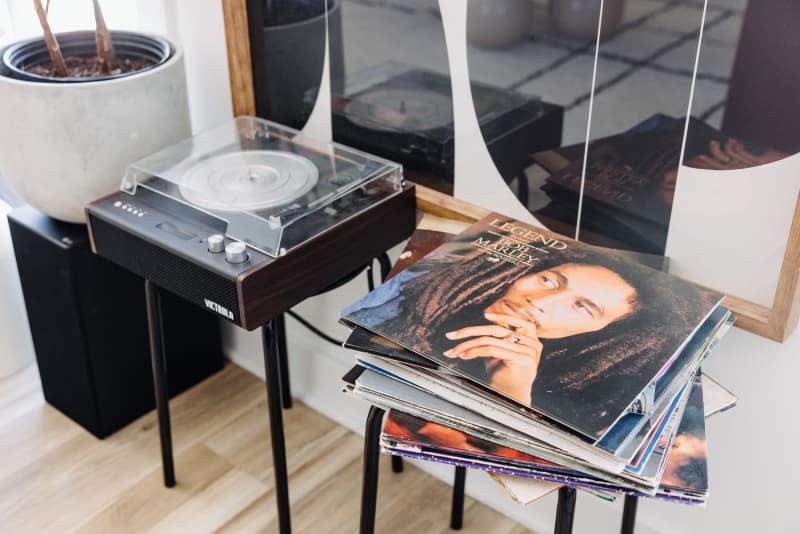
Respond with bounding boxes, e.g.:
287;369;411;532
550;0;625;41
262;0;344;128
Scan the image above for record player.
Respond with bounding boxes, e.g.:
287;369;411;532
318;62;564;194
86;116;417;330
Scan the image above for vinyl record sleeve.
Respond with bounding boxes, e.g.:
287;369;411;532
380;372;708;503
658;373;709;499
348;304;730;461
342;213;723;440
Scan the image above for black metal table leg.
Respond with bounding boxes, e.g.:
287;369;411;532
377;252;392;282
144;280;176;488
391;455;404;473
275;313;292;409
621;495;638;534
512;173;530;207
361;406;385;534
554;486;577;534
263;320;291;534
367;263;376;292
450;466;467;530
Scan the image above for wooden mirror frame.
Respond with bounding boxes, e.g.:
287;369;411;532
221;0;800;342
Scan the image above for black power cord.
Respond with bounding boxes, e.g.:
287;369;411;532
285;310;344;348
285;252;391;348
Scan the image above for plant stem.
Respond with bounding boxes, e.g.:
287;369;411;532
93;0;116;73
32;0;67;76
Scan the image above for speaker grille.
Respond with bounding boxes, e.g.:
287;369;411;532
88;215;240;324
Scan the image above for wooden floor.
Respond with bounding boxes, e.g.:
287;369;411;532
0;362;530;533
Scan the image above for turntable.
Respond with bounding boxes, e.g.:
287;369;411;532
86;116;416;330
321;62;564;194
86;116;416;533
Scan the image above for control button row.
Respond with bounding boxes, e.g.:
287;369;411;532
112;200;146;217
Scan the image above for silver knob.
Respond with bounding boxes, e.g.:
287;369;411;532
225;242;249;264
208;234;225;253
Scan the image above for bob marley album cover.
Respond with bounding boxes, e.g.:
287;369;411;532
342;213;722;439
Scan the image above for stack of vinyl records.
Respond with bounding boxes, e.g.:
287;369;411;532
340;213;737;505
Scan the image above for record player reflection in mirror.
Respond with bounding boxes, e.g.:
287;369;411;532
86;116;417;330
321;63;564;195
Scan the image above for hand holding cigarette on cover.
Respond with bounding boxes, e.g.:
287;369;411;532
444;312;542;405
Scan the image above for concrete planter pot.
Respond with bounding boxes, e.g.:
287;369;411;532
0;31;190;223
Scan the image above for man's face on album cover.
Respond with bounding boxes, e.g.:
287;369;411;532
484;263;637;339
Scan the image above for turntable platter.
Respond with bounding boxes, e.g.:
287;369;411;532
345;87;453;132
179;150;319;212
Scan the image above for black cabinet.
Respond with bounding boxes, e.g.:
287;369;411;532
8;206;224;438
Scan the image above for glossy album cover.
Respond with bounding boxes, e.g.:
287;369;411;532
659;374;708;498
342;213;723;439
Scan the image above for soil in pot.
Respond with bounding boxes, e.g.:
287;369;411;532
264;0;328;27
27;56;153;78
3;31;171;83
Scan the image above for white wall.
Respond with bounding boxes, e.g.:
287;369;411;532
161;0;233;133
174;4;798;534
129;0;235;134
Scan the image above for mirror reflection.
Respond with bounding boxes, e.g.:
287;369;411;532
465;0;604;237
326;1;455;193
686;0;799;171
249;0;332;128
665;0;800;307
539;0;712;256
465;0;573;223
249;1;799;264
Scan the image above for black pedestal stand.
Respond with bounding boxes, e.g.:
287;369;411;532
9;206;223;439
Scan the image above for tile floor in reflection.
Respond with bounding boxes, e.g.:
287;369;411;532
342;0;743;144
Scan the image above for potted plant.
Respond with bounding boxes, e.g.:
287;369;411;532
0;0;190;223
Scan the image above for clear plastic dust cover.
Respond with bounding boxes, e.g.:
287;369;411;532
121;116;404;256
